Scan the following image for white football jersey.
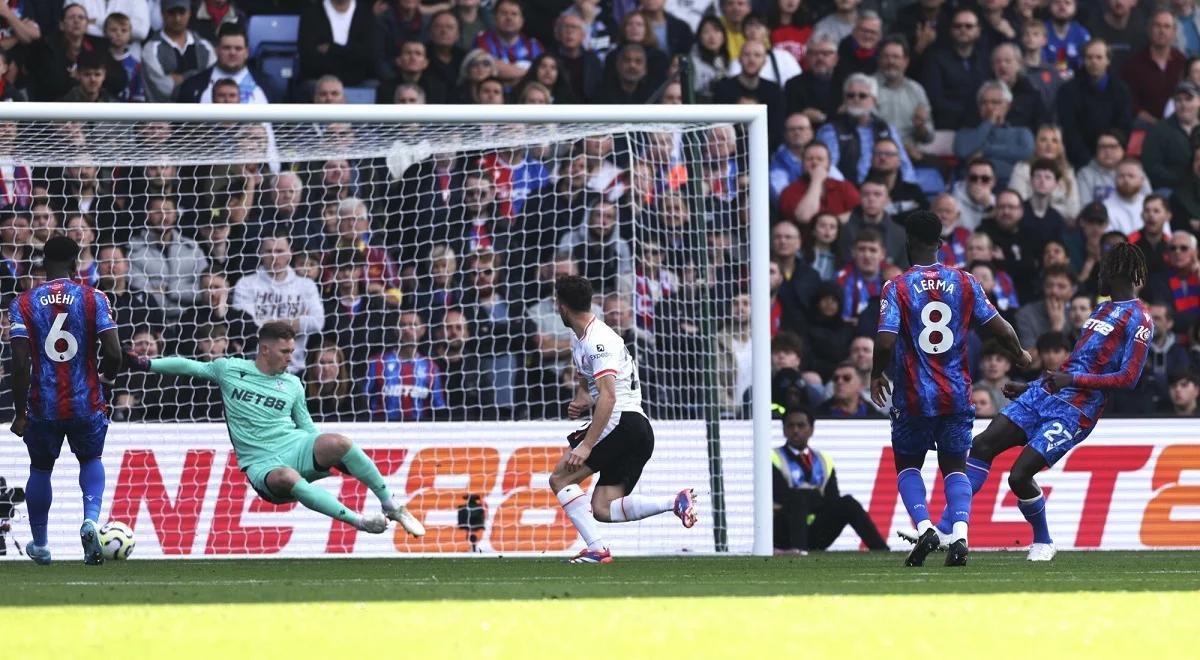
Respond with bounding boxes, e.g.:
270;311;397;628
571;316;645;421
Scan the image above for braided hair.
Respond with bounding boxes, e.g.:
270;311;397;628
1100;242;1148;289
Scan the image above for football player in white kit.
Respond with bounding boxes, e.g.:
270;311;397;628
547;275;698;564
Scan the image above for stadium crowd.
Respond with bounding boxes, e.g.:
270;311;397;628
0;0;1199;423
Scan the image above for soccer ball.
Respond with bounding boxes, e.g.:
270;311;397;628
99;521;136;560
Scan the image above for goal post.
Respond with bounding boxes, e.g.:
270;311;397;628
0;103;773;558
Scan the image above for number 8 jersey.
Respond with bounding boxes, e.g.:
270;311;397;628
10;278;117;420
877;263;998;417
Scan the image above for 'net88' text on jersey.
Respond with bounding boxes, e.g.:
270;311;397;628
571;317;645;427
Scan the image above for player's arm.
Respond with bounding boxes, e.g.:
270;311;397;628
978;315;1033;369
1048;327;1152;393
291;384;319;434
9;337;30;436
566;373;616;470
566;374;592;419
98;329;122;383
870;280;900;407
127;354;222;382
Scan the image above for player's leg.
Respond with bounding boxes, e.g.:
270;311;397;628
548;453;608;561
1010;445;1056;561
22;420;65;565
67;412;109;565
934;412;1030;535
311;433;424;536
592;419;696;528
260;465;386;533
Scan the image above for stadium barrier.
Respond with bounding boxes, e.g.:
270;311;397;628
1;419;1196;558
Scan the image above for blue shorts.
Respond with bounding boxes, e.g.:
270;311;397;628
1000;386;1094;467
24;411;110;470
890;409;975;457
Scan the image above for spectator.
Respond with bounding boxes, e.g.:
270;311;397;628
1103;158;1150;235
453;0;491;52
870;138;927;215
305;340;362;422
61;48;116;102
1045;0;1090;73
771;219;820;322
953;80;1035;187
558;198;633;294
597;43;656;103
433;307;494;420
1022;159;1069;244
835;228;885;322
718;0;751;59
0;122;30;214
1086;0;1145;73
456;49;498;102
232;233;325;373
177;270;256;357
768;0;813;64
1143;81;1200;190
803;281;853;379
818;73;916;185
0;1;40;53
978;340;1016;406
784;31;841;126
817;361;881;417
28;202;57;253
111;325;169;421
392;40;449;103
728;14;801;86
1037;331;1072;373
65;214;98;286
105;12;143;102
951;158;997;231
365;308;449;421
26;3;121;102
177;23;267;103
1020;17;1067;110
920;6;990;130
1131;194;1173;277
1066;201;1109;287
550;13;602;103
687;15;729;102
813;0;860;45
1077;130;1148;203
128;195;208;321
191;0;246;45
985;189;1043;301
560;0;614;56
1124;10;1186;122
833;10;882;79
460;250;524;418
426;10;467;93
0;213;29;297
1177;0;1200;57
299;0;382;86
75;0;148;43
990;42;1047;130
778;141;861;225
1152;231;1200;335
475;0;543;84
972;386;999;417
713;39;783;144
1134;302;1193;413
414;244;463;330
379;0;430;61
515;53;574;103
717;292;753;415
1059;39;1134;168
320;247;391;369
1165;370;1200;415
1166;56;1200;116
935;193;972;267
641;0;693;57
874;36;935;161
96;244;165;344
769;112;819;203
1015;264;1075;346
1067;292;1095;337
611;10;669;82
1173;144;1200;229
323;197;401;304
772;407;888;554
394;82;425;103
142;0;216;103
843;177;908;267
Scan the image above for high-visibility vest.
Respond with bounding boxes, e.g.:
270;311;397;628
771;446;834;496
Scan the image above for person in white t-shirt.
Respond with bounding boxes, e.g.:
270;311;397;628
547;275;698;564
1103;158;1151;235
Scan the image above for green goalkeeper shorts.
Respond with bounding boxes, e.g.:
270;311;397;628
242;432;329;504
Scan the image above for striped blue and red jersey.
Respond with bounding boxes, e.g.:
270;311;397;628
878;263;998;417
1047;298;1153;425
364;351;448;421
9;278;116;420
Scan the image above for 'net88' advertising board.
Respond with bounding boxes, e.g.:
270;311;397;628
0;420;1197;558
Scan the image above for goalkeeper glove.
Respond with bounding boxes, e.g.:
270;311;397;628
124;351;151;372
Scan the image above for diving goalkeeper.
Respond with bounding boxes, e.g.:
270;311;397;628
126;321;425;537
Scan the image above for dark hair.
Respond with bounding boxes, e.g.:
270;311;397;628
854;226;885;247
1144;192;1170;212
695;16;728;62
494;0;524;13
1100;241;1148;287
1097;128;1127;148
1030;158;1060;179
782;406;815;426
76;48;107;71
518;52;575;102
1042;263;1077;285
212;78;239;95
1036;331;1072;353
1169;370;1198;387
771;330;804;355
217;22;248;44
803;140;831;159
259;321;296;342
966;157;994;173
555;275;593;312
880;35;910;57
104;11;130;27
767;0;812;30
43;235;79;264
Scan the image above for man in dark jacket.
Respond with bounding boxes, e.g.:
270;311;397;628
1142;81;1200;190
300;0;384;85
1059;38;1134;167
919;7;990;131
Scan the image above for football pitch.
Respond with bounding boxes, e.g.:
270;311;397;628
5;552;1198;658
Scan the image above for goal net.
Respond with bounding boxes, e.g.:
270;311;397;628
0;105;771;558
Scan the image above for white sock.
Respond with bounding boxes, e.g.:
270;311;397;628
608;495;674;522
556;485;605;551
916;519;934;534
951;521;968;544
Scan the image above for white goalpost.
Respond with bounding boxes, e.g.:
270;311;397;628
0;103;772;558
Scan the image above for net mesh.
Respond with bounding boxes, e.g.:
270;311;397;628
0;116;755;556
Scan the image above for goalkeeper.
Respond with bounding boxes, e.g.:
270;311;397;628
126;321;424;537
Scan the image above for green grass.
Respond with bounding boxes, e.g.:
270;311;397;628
5;553;1198;657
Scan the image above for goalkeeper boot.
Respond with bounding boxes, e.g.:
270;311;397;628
904;527;941;567
27;542;51;566
944;539;968;567
384;504;426;538
80;520;104;565
673;488;698;528
567;548;613;564
357;513;389;534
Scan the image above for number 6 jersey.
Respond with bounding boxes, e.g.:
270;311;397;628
571;316;645;417
9;278;117;420
877;263;998;417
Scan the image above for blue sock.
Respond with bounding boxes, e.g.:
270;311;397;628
1017;493;1053;544
896;468;931;528
940;458;991;533
26;468;52;547
78;458;105;523
943;472;972;541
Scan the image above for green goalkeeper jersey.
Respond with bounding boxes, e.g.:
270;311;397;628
150;357;316;465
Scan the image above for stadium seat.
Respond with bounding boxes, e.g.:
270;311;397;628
248;14;301;58
258;53;296;104
914;167;946;198
343;86;378;104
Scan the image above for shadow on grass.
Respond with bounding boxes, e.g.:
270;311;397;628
3;552;1198;606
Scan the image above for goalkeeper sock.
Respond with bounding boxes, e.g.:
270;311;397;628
26;468;52;547
290;480;361;527
339;444;395;508
896;468;932;533
942;472;971;543
608;495;673;522
557;484;605;551
1017;491;1053;545
936;458;990;534
78;458;104;523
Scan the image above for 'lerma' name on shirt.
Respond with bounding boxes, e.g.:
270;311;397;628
910;279;955;296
